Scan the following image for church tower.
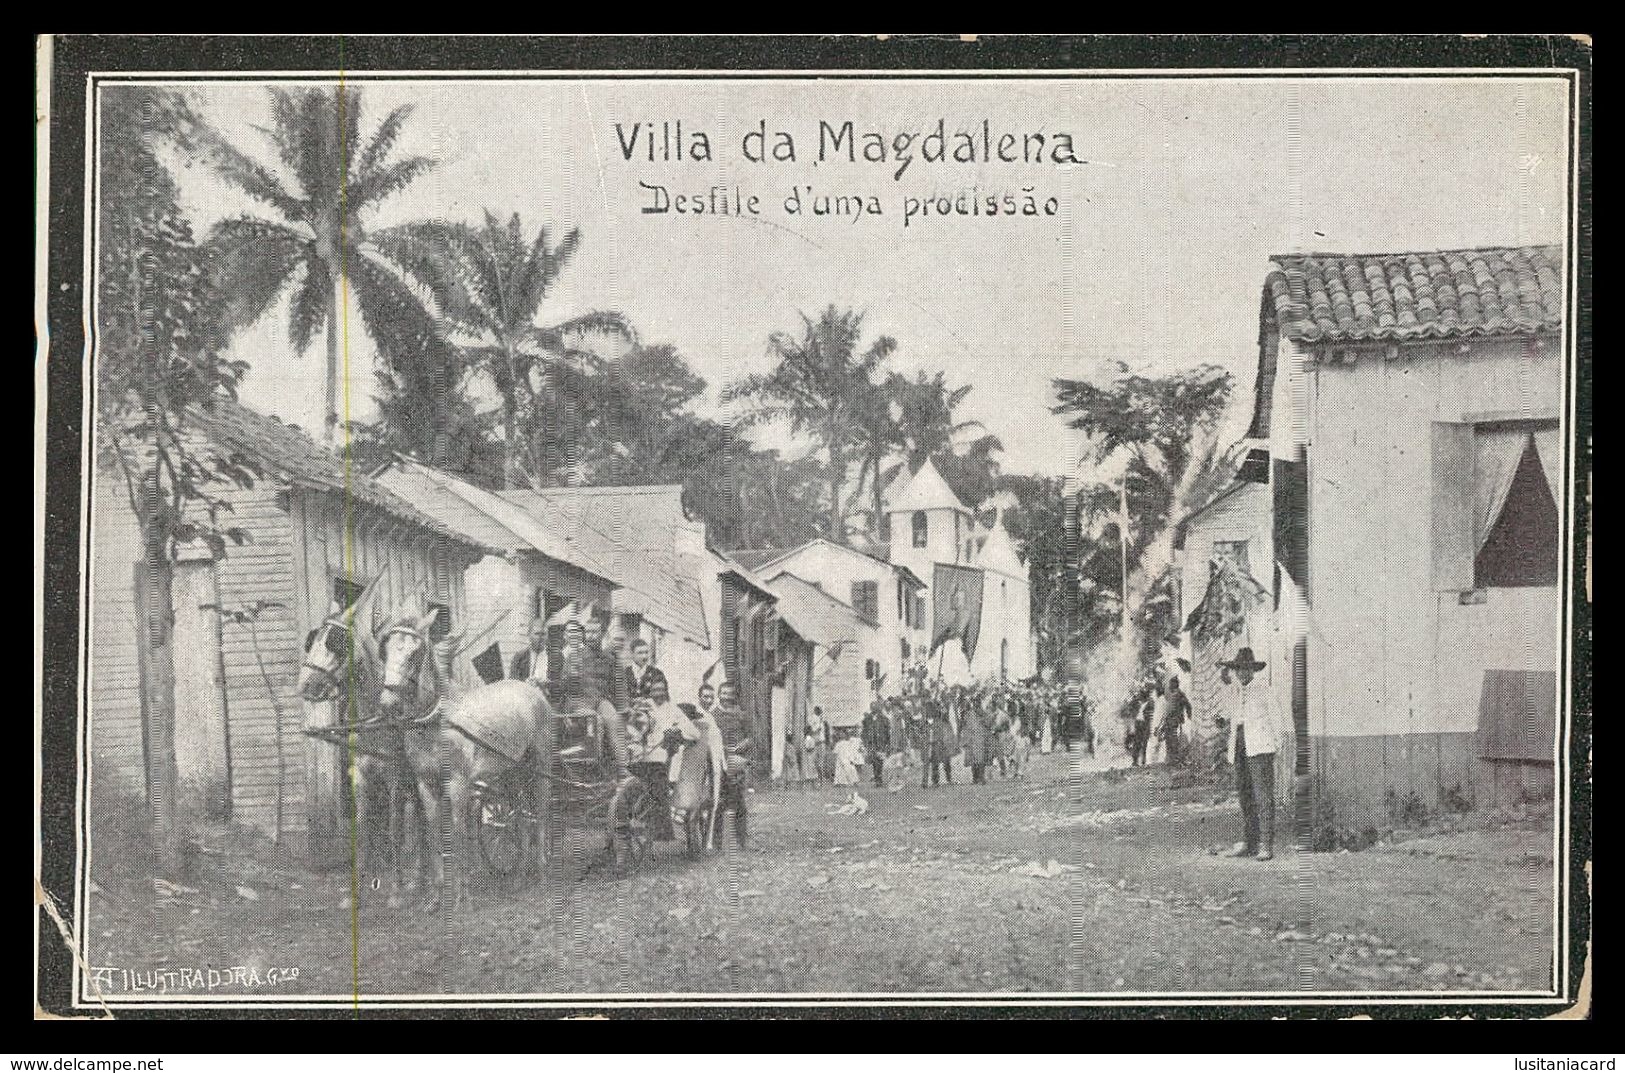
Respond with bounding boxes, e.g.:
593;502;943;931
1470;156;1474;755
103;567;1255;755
885;457;973;600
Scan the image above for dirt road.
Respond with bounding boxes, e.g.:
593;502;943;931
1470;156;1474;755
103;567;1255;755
82;750;1557;1001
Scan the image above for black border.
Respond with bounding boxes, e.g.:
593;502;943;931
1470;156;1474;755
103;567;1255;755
39;34;1593;1023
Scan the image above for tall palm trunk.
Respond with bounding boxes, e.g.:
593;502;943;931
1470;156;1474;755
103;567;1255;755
499;342;532;490
827;439;846;545
324;275;341;443
871;454;885;543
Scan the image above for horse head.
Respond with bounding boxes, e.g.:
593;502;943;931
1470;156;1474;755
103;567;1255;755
298;617;358;702
376;600;444;719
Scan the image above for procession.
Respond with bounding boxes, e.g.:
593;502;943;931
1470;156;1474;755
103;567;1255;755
56;67;1575;1005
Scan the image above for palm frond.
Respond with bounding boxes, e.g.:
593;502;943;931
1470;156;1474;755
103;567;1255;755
348;155;437;213
531;310;636;353
194;122;306;222
355;103;416;182
203;216;311;331
286;263;329;352
368;220;472;320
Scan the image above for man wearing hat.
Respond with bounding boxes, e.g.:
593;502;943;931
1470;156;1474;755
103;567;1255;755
1222;647;1279;861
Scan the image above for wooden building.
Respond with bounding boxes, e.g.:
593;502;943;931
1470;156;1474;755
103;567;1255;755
87;399;492;860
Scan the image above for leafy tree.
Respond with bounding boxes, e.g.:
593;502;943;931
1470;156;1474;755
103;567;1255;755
844;369;1006;541
999;474;1074;675
573;343;706;483
723;306;895;544
1050;363;1237;726
1052;362;1234;560
572;343;826;549
197;86;437;442
97;88;257;876
385;211;634;488
845;373;906;541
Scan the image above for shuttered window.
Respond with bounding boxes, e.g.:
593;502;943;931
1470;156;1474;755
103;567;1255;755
850;580;879;623
1430;423;1475;591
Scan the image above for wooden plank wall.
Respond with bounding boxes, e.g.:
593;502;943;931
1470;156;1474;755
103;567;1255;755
87;465;146;804
89;465;479;854
213;483;303;840
289;489;476;861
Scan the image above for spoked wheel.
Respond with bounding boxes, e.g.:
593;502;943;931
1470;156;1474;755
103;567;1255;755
609;777;653;875
683;807;712;859
476;788;527;886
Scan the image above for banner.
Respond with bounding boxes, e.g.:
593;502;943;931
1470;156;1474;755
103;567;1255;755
930;563;985;665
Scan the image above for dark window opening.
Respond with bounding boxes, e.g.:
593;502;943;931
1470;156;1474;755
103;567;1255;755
1474;440;1560;588
1272;458;1309;611
331;576;367;611
912;511;928;548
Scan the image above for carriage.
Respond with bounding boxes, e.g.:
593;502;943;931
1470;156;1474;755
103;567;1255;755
470;700;733;886
471;706;654;884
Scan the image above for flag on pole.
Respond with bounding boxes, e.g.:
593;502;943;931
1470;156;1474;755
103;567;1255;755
930;563;985;665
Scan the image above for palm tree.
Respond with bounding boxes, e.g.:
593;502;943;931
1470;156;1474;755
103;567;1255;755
846;373;906;542
722;306;895;545
198;87;437;442
385;211;635;489
882;370;1005;516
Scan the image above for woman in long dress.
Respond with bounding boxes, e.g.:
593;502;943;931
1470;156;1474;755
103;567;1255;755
803;709;826;786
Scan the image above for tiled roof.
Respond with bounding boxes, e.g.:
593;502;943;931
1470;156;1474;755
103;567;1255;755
187;399;493;552
1265;246;1563;344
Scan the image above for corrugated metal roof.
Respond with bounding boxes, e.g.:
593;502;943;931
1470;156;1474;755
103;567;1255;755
501;487;711;646
766;572;875;651
714;551;779;601
738;538;927;590
372;460;531;553
372;462;708;645
186;399;493;552
729;548;787;572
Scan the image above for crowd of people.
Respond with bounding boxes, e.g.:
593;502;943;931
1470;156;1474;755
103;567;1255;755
782;679;1095;791
503;604;1246;854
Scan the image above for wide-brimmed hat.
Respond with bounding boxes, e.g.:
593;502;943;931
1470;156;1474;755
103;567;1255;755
1221;647;1267;672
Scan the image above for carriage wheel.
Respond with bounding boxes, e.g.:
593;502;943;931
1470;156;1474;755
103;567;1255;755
683;807;712;860
476;790;526;882
609;777;653;875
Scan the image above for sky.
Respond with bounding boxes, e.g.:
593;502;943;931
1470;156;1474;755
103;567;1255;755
151;76;1570;477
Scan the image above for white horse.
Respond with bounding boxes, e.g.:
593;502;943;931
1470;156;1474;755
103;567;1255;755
374;598;556;910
